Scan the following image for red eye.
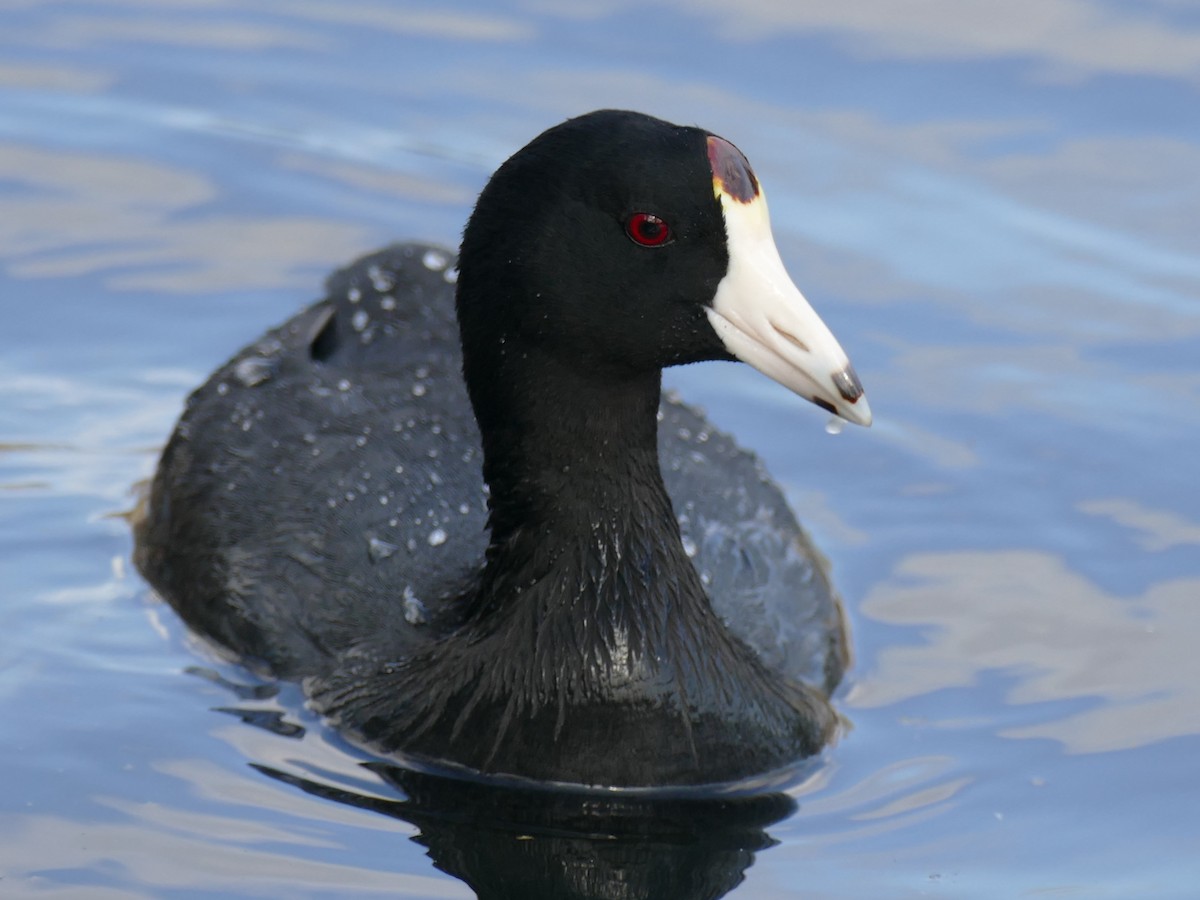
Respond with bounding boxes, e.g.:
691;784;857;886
625;212;671;247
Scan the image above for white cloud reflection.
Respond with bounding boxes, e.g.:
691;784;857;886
0;812;468;898
14;0;532;49
0;61;113;91
852;550;1200;753
883;339;1200;429
542;0;1200;81
1079;498;1200;552
18;13;326;52
0;142;372;292
282;0;534;42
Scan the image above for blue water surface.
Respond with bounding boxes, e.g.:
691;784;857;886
2;2;1199;897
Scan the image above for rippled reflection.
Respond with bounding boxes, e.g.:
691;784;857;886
541;0;1200;79
0;142;373;292
855;549;1200;752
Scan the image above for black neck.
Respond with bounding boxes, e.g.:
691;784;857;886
483;353;660;517
464;345;702;629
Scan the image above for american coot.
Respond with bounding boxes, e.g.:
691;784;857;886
135;110;871;790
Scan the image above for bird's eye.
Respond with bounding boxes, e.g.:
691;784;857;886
625;212;672;247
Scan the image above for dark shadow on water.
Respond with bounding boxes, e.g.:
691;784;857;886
254;761;798;900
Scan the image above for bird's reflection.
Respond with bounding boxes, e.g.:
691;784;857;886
254;760;797;900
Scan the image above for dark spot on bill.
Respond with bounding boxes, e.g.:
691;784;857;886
832;365;864;402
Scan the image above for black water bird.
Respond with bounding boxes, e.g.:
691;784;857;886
135;109;872;789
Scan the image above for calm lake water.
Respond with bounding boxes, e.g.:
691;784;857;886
3;2;1199;897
